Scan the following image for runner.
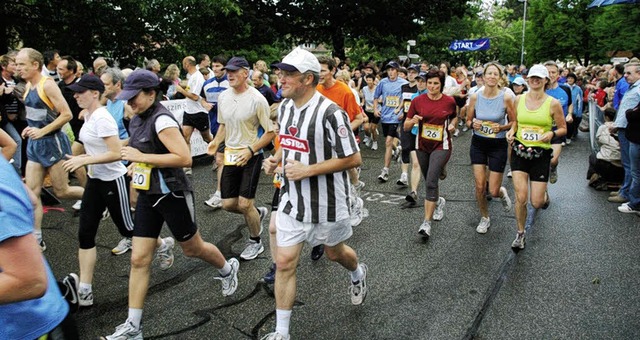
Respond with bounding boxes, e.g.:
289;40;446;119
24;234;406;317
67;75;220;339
261;47;368;340
466;63;515;234
104;70;240;339
506;64;566;250
544;61;573;184
404;69;457;239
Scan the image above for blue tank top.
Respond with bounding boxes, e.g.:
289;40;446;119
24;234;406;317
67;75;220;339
473;89;507;139
24;84;57;129
0;158;69;339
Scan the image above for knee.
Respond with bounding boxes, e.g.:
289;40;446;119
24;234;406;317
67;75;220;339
515;193;528;206
130;251;153;269
237;200;252;213
474;183;486;196
275;253;298;272
385;139;393;147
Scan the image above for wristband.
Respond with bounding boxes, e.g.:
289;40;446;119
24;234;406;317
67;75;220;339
552;131;556;139
247;146;254;154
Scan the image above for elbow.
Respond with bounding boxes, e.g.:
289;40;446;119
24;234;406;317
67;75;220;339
24;272;48;300
351;152;363;168
181;155;192;168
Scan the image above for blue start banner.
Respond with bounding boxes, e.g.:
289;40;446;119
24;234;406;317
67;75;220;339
449;38;491;52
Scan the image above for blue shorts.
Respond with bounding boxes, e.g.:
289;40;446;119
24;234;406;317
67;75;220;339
26;131;72;168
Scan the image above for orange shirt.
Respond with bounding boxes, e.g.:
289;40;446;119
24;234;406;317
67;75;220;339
317;81;361;122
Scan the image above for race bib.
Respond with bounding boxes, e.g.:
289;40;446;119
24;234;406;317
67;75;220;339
404;100;411;113
224;147;245;166
385;96;400;108
132;163;154;191
421;123;444;141
478;122;496;138
520;125;544;142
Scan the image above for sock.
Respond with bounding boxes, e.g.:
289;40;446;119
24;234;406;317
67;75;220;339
275;309;292;337
127;308;143;330
79;282;92;292
250;236;261;243
350;264;364;283
383;167;389;172
157;238;167;251
215;190;221;196
218;261;232;277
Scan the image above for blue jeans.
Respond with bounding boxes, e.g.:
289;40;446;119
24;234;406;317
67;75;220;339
618;129;631;199
2;122;21;173
627;141;640;209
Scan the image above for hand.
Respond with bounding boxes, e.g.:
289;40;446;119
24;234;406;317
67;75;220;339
62;154;88;173
263;155;279;175
540;131;554;143
374;110;381;118
566;114;574;124
236;148;253;167
126;162;136;177
23;127;45;140
447;123;456;134
412;115;422;125
506;130;515;144
490;122;501;133
472;118;482;131
284;159;309;181
206;141;219;156
397;113;404;121
121;146;144;163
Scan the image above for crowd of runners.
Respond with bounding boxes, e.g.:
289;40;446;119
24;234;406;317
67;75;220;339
1;45;639;340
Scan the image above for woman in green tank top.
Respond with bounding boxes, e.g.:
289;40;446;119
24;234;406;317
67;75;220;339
505;64;566;250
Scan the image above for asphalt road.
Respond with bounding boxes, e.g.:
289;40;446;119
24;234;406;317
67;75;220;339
42;128;640;339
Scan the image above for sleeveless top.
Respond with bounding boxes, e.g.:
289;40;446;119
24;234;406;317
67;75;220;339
128;103;193;194
24;78;58;130
515;93;553;149
473;89;507;139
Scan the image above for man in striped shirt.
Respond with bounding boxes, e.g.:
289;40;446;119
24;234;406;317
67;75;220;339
262;47;369;340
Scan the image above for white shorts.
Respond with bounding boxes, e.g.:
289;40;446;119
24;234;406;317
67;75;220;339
275;211;353;248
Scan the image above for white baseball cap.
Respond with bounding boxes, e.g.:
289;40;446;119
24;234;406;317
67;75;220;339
527;64;549;79
272;47;321;74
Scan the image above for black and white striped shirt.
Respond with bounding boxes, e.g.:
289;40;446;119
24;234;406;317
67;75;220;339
278;92;359;223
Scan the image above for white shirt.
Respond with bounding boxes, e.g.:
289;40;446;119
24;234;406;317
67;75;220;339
79;107;127;181
185;70;206;114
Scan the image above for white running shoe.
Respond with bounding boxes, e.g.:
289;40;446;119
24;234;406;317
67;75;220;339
72;200;82;210
215;258;239;296
156;237;175;270
204;192;222;209
418;220;432;238
349;263;368;305
350;197;364;227
377;168;389;182
371;141;378;150
111;237;132;255
240;239;264;260
261;332;290;340
257;206;269;235
396;172;408;186
433;197;446;221
476;217;491;234
183;167;192;175
499;187;512;212
105;320;143;340
352;181;365;198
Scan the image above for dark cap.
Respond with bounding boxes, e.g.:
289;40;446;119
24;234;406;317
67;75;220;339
416;72;428;81
385;61;400;70
475;71;484;77
68;74;105;93
222;57;250;71
116;70;160;101
408;64;420;72
363;63;376;70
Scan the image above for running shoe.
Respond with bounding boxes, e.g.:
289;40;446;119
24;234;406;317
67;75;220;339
350;197;364;227
105;320;143;340
352;181;365;198
363;135;371;147
511;232;526;250
453;128;460;137
607;195;628;203
566;138;572;145
72;200;82;211
371;141;378;151
240;239;264;260
377;168;389;182
183;167;192;176
39;239;47;252
439;167;447;180
258;206;269;235
549;166;558;184
349;263;368;305
433;197;445;221
215;258;239;296
311;244;324;261
541;191;550;210
618;203;640;216
462;125;469;132
507;170;512;178
61;273;80;312
396;172;408;187
112;237;132;256
405;191;418;203
204;192;222;209
156;237;175;270
393;146;402;163
261;263;276;284
261;333;290;340
499;187;512;212
102;208;111;221
418;220;431;238
79;288;94;307
476;217;490;234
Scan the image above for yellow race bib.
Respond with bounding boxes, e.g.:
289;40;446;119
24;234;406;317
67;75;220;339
421;123;444;141
520;125;544;142
132;163;154;191
403;100;411;113
478;122;497;138
224;147;245;166
385;96;400;108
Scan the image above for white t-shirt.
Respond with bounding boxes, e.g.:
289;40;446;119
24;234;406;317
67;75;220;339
185;70;206;114
155;115;179;133
218;86;273;149
79;107;127;181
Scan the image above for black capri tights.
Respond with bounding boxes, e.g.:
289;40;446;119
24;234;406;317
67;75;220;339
416;149;451;202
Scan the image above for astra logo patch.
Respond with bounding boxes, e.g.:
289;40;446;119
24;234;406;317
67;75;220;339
288;126;299;136
280;134;310;153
